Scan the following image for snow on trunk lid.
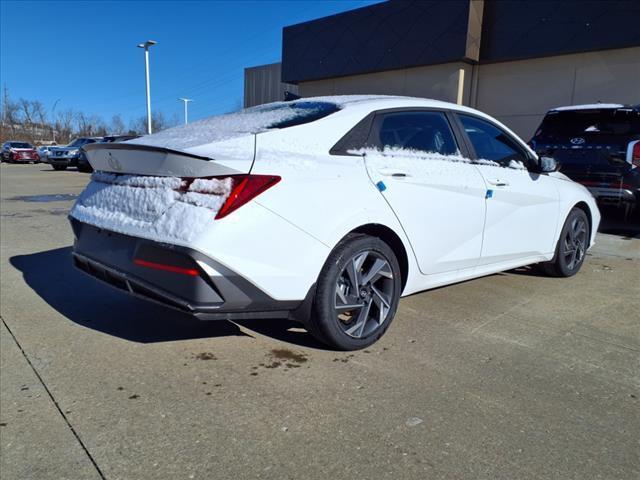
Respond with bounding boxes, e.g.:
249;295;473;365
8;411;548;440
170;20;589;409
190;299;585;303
70;172;232;243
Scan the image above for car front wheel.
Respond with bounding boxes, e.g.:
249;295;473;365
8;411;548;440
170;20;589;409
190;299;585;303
306;234;402;350
540;207;590;277
53;165;67;171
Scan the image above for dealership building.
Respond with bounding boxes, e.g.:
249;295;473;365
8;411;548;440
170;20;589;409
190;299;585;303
244;0;640;139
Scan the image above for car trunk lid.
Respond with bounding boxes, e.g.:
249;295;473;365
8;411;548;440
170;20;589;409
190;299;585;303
71;138;256;245
82;135;255;177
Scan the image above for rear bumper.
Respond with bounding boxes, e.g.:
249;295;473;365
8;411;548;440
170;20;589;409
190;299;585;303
70;218;309;320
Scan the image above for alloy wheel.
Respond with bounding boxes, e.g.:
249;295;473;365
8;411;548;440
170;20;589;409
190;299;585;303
334;250;395;339
563;216;587;270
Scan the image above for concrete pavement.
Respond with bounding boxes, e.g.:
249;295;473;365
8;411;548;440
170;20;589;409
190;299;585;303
1;163;638;479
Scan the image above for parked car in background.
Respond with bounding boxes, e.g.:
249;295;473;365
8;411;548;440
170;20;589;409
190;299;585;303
48;137;102;170
70;96;600;350
1;141;40;163
77;135;140;172
37;143;58;162
530;104;640;215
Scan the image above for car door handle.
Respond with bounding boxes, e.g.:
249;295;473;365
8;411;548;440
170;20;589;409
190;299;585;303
379;169;411;178
487;179;509;186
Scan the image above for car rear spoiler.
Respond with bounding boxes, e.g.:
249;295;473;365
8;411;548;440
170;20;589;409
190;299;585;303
81;142;243;177
82;141;211;160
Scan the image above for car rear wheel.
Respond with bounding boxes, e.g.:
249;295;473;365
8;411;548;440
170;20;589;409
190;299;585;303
540;207;589;277
306;234;401;350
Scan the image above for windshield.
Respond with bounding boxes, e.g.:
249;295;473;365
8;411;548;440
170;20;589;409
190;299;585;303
536;109;640;138
67;138;97;148
10;142;32;148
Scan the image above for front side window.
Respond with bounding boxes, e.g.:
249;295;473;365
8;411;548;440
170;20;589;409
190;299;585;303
377;111;458;155
458;114;528;167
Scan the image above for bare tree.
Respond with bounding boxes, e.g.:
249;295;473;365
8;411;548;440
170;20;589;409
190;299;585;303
110;114;126;134
128;111;175;135
1;88;20;138
0;89;175;143
56;109;75;144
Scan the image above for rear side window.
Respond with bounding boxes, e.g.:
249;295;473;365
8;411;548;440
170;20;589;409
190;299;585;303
376;111;458;155
458;114;528;166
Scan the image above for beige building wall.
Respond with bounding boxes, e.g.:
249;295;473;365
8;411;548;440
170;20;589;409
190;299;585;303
298;61;474;105
296;46;639;140
244;62;298;108
473;47;640;139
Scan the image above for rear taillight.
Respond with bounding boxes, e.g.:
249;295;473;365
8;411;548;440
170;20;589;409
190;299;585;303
215;174;281;219
632;141;640;168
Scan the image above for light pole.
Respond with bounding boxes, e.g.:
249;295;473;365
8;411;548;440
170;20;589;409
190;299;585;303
137;40;157;134
178;98;193;125
51;98;61;143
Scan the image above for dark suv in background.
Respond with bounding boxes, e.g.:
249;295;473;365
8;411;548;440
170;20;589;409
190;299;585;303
48;137;102;170
530;104;640;216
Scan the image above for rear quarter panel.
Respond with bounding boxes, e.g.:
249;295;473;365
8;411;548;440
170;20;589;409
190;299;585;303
250;128;422;296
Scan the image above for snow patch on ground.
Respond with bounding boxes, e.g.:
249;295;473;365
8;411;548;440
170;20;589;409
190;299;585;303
70;173;231;243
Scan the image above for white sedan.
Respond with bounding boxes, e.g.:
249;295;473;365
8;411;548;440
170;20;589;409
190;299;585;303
71;96;600;350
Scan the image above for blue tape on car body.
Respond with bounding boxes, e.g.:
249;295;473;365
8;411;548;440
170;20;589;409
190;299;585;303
486;189;493;199
376;181;387;192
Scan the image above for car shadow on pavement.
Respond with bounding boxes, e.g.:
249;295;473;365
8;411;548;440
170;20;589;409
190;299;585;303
10;246;328;348
234;318;327;350
598;206;640;238
10;247;250;344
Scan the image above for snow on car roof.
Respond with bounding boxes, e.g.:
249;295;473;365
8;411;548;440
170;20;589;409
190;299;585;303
126;95;461;151
550;103;625;112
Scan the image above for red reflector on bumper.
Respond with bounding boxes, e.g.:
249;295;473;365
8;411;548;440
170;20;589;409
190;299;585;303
133;258;199;276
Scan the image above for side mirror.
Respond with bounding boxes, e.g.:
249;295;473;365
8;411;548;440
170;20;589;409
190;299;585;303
539;155;559;173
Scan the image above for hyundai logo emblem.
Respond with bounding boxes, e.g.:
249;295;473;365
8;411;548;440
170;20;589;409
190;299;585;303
107;152;122;171
570;137;586;145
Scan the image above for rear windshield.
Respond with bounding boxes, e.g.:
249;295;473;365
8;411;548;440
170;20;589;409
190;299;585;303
536;109;640;137
127;100;342;150
10;142;32;148
250;101;341;129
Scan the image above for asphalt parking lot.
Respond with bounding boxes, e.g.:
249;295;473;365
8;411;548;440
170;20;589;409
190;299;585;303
1;163;639;480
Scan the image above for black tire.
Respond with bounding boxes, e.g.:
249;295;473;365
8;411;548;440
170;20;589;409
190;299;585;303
77;164;93;173
53;165;67;171
540;207;590;277
305;234;402;350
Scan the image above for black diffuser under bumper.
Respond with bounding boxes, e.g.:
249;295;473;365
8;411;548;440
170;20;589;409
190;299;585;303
70;218;303;320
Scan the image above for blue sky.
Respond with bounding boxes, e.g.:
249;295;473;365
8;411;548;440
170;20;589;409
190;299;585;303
1;0;380;125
